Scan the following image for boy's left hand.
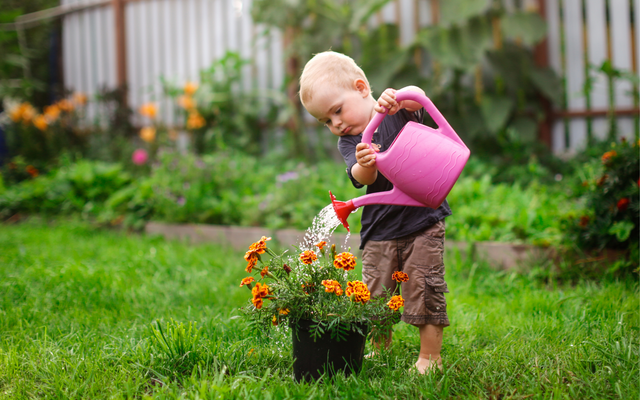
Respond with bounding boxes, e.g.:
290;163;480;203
375;88;401;115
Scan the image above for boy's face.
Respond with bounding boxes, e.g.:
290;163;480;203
305;79;375;137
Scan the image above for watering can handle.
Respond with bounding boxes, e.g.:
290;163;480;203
361;91;466;148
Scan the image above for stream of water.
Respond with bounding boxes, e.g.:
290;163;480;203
299;204;352;251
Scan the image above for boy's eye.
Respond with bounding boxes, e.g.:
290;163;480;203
335;107;341;114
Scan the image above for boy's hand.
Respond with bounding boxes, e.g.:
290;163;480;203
355;142;379;169
375;86;425;115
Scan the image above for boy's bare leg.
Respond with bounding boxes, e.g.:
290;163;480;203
414;324;444;374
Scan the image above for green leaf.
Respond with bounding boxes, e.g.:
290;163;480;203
440;0;491;27
480;95;513;133
608;221;634;242
530;67;563;105
501;11;547;46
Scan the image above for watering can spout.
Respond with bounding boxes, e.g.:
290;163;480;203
330;191;356;232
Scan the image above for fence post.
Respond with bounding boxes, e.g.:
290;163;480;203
534;0;553;149
112;0;127;106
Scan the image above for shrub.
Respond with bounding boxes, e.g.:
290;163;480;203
566;138;639;252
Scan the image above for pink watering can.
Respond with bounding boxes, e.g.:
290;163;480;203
330;91;470;231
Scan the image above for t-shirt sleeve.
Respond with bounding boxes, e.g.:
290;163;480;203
337;135;364;189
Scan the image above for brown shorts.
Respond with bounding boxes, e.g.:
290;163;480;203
362;220;450;327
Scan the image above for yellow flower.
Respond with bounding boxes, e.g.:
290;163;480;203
33;114;48;131
346;280;370;304
391;271;409;283
184;81;199;96
387;295;404;311
139;126;156;143
138;103;158;119
57;99;74;112
178;95;196;110
240;276;255;287
334;252;357;271
299;250;318;265
279;308;289;315
272;315;278;326
73;92;87;105
44;105;61;122
187;111;205;130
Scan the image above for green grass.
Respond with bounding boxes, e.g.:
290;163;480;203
1;219;637;399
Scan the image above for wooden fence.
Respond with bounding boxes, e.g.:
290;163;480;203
48;0;639;153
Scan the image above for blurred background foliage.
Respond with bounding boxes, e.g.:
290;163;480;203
0;0;638;271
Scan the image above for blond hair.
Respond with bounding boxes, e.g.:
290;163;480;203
299;51;370;108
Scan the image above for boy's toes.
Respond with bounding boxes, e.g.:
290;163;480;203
413;358;443;374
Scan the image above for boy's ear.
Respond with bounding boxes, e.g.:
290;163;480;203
353;79;370;97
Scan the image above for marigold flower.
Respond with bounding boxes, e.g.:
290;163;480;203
44;105;61;122
252;282;270;298
260;266;269;278
321;279;343;295
279;308;289;315
346;280;370;304
178;95;196;110
9;104;23;122
315;241;327;250
25;165;39;178
601;150;617;164
299;250;318;265
392;271;409;282
33;115;48;131
283;264;292;274
139;126;156;143
187;111;206;130
245;236;271;266
240;276;255;287
272;315;278;326
252;297;263;309
139;102;158;119
57;99;74;112
20;103;36;123
184;81;199;96
334;252;357;271
73;92;87;105
617;198;630;212
387;295;405;311
245;253;258;273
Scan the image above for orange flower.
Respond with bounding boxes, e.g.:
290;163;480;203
315;241;327;250
283;264;292;274
139;103;158;119
25;165;39;178
73;92;87;105
57;99;74;112
392;271;409;283
184;81;199;96
272;315;278;326
387;295;405;311
139;126;156;143
19;103;36;123
33;115;48;131
346;280;370;304
44;105;61;122
321;279;343;295
299;250;318;265
187;111;205;130
252;297;263;309
596;174;608;186
260;266;270;278
279;308;290;315
334;252;357;271
9;103;24;122
252;282;270;298
245;254;258;273
617;198;630;212
178;95;196;110
601;150;617;164
245;236;271;267
240;276;255;287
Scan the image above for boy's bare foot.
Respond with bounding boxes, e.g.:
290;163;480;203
413;357;442;374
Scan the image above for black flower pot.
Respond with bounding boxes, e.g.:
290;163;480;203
291;319;369;382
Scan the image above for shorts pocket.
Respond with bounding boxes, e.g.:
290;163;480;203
424;275;449;313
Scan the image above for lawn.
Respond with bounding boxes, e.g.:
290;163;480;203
0;219;637;399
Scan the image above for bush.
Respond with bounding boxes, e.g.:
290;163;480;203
566;138;639;252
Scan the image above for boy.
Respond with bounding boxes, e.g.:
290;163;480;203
299;51;452;374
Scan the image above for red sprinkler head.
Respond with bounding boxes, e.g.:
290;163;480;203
329;191;356;232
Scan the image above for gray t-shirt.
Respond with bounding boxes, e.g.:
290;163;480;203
338;108;452;249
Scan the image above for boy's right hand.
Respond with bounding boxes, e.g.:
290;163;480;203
355;142;379;169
